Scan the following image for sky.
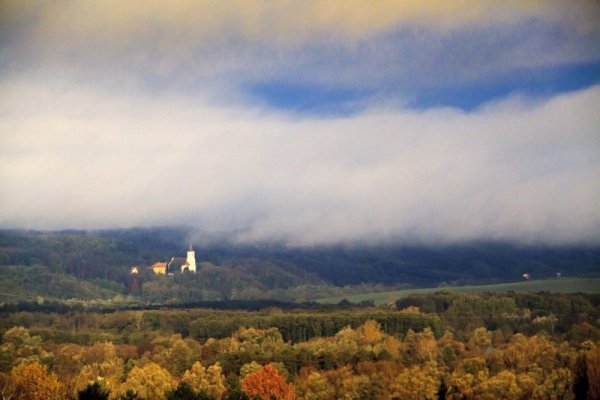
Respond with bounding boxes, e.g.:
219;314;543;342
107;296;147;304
0;1;599;246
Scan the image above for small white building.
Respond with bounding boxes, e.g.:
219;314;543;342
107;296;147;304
183;243;196;273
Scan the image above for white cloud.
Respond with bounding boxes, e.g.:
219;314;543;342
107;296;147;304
1;79;598;245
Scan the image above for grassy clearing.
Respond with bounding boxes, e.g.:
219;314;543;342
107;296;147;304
317;277;600;306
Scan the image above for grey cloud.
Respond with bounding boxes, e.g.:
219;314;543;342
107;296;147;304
0;1;598;100
1;80;598;245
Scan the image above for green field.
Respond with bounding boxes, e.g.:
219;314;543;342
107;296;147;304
317;277;600;306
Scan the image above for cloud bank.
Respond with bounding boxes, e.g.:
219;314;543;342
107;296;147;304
1;79;598;245
0;1;599;245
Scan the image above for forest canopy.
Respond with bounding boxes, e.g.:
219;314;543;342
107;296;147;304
0;291;599;399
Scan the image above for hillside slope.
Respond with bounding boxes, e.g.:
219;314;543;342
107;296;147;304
0;228;599;303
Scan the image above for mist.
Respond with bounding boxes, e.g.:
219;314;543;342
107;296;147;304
1;80;598;246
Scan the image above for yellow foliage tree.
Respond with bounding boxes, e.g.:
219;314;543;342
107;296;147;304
121;362;174;400
181;361;227;400
295;369;335;400
469;327;492;353
356;320;384;346
474;370;523;400
81;342;118;365
73;356;125;399
391;361;441;400
405;328;438;363
537;368;574;400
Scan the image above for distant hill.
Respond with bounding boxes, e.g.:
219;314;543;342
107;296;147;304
0;227;598;303
200;241;600;286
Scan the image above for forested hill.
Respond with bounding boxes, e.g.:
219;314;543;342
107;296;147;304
201;241;600;286
1;228;599;289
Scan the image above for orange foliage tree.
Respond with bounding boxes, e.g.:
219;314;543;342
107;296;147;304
241;364;295;400
587;345;600;400
2;362;64;400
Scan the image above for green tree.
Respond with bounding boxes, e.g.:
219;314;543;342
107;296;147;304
166;382;212;400
0;327;51;371
78;380;110;400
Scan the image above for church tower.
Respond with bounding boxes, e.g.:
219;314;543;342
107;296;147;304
184;243;197;273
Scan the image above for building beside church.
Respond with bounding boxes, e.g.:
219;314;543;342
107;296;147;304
151;262;168;275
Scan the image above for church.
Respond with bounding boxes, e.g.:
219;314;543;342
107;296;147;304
137;244;197;275
168;243;197;273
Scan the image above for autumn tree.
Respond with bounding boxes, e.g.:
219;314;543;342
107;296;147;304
473;370;522;400
241;364;295;400
390;361;441;400
0;327;51;371
356;320;384;346
468;327;492;353
154;337;197;377
181;361;227;400
121;362;174;400
405;328;438;363
53;343;84;378
2;362;64;400
537;368;574;400
585;345;600;400
327;366;384;400
72;343;125;398
295;368;335;400
81;342;118;365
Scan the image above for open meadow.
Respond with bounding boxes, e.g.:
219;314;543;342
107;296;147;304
318;277;600;305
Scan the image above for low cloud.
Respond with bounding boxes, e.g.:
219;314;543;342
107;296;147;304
1;80;598;245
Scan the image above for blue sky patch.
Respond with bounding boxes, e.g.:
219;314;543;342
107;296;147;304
248;61;600;114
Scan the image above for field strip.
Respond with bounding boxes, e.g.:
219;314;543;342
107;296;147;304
316;277;600;306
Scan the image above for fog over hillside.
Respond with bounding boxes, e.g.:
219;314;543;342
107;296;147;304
1;1;599;246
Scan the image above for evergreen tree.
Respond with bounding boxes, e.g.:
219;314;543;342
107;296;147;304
78;381;110;400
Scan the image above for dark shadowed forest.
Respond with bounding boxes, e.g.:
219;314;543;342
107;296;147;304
1;228;598;305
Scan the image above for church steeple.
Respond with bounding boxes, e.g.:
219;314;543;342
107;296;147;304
184;242;197;273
